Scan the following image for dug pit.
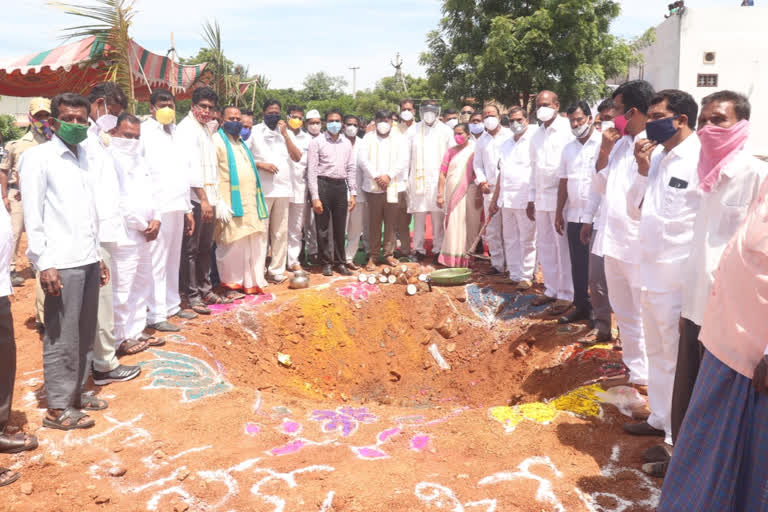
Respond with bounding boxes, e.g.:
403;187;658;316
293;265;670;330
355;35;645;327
207;269;616;410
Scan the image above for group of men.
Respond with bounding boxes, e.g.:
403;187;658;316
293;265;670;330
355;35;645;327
0;77;767;506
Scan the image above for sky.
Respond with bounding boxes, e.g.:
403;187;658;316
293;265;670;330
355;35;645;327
0;0;749;94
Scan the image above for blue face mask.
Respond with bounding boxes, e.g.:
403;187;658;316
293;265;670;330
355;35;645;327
469;123;484;135
241;127;252;141
222;121;243;137
326;121;342;135
645;115;679;144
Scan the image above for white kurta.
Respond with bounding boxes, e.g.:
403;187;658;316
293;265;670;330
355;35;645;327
407;121;452;213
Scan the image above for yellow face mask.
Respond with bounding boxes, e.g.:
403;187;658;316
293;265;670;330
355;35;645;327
156;106;176;125
287;117;303;130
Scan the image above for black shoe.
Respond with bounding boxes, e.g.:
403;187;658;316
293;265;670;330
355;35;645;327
322;264;333;277
558;307;591;324
35;322;45;335
411;252;425;262
485;267;502;276
10;272;23;287
335;264;352;276
643;444;673;463
92;364;141;386
623;421;665;437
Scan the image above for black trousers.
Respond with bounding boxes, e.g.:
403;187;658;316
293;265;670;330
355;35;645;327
0;297;14;431
567;222;591;312
315;177;348;266
671;317;704;444
180;202;214;302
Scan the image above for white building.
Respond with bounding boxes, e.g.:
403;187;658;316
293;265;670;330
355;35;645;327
627;5;768;155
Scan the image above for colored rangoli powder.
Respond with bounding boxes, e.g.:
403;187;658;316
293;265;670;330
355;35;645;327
489;384;604;431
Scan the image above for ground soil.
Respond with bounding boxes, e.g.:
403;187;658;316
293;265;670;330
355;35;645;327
2;248;662;511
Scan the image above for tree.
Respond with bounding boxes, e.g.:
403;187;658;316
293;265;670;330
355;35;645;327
0;115;23;144
421;0;635;108
301;72;348;102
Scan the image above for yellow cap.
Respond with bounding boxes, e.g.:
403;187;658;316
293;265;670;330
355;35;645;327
29;97;51;116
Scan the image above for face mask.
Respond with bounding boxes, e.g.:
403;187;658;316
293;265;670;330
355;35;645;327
264;113;281;130
240;127;252;141
536;106;556;123
400;110;414;122
377;122;391;135
446;119;458;129
454;134;468;145
96;113;117;133
613;115;628;136
344;125;358;138
288;118;303;130
600;120;615;132
469;123;484;135
645;116;679;144
192;105;213;125
511;121;526;135
206;120;219;135
28;114;53;140
571;121;591;138
221;121;243;137
483;116;499;131
54;119;89;145
422;111;437;125
111;136;141;154
307;123;321;136
326;121;342;135
155;106;175;126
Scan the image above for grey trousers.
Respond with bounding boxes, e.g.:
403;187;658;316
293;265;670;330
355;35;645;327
0;296;15;431
395;191;411;254
43;262;100;410
93;246;118;372
589;233;612;335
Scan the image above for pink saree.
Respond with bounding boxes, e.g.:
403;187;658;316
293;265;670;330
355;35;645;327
438;144;476;267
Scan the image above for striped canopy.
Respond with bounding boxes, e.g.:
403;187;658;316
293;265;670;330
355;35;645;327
0;36;207;100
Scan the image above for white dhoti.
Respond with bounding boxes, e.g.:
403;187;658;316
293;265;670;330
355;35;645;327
112;241;152;344
535;210;573;301
604;256;648;386
483;192;505;271
413;211;445;255
303;199;318;256
501;208;536;281
287;202;306;268
346;201;368;263
148;211;184;324
217;232;268;293
641;286;682;445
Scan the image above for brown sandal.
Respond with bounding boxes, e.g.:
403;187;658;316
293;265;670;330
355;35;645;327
0;467;20;487
117;338;149;357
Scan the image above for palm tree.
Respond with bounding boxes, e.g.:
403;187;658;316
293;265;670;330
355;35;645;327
51;0;138;110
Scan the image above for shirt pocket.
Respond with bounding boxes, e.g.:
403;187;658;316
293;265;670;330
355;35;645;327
661;183;689;218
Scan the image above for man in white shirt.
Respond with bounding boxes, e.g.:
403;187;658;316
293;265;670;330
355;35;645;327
667;91;768;471
177;87;223;310
528;90;574;314
284;106;312;271
407;100;452;262
248;99;301;283
474;104;512;274
342;115;365;269
593;80;660;390
394;99;416;257
489;106;536;288
619;90;702;471
84;83;142;383
555;101;602;323
359;110;410;270
21;93;110;430
143;89;198;330
109;113;162;364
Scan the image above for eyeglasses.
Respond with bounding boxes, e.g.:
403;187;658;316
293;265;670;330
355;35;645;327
461;110;473;114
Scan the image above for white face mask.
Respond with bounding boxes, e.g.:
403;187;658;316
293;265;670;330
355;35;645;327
536;106;557;123
344;125;358;138
96;113;118;133
600;120;615;132
469;123;485;135
400;110;414;122
483;116;499;132
110;136;140;154
571;121;591;138
446;118;458;129
511;121;526;135
307;123;321;136
422;111;437;125
376;122;392;135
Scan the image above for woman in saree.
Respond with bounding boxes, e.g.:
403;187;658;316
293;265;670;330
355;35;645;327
436;123;477;267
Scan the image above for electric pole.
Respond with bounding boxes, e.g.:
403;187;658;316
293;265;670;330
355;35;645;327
349;66;360;95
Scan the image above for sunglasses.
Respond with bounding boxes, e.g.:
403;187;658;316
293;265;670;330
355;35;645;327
461;110;473;114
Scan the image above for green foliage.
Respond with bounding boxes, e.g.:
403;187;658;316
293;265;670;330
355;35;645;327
0;115;24;143
421;0;636;108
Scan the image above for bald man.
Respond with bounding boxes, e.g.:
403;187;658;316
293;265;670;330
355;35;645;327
528;91;574;314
